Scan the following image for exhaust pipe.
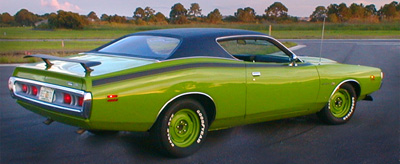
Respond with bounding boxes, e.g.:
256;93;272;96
76;128;86;134
43;118;54;125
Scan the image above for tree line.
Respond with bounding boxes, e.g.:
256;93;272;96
310;1;400;22
0;1;399;29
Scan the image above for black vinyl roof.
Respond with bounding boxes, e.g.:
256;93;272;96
132;28;267;60
93;28;268;60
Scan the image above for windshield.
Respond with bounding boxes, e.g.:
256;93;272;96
97;35;180;60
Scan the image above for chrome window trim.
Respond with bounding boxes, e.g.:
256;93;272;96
85;52;160;63
9;77;92;118
161;56;240;62
215;35;300;62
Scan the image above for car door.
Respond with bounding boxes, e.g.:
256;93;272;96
218;37;320;121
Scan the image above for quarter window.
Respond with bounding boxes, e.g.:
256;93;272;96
98;36;180;60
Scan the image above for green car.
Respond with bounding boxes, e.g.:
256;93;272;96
8;28;383;157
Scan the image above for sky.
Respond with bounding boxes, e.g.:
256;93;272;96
0;0;394;18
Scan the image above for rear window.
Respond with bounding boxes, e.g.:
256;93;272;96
97;35;180;60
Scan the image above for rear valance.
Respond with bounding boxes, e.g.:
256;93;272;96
25;54;101;73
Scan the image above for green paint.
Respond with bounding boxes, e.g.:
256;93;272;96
10;55;382;131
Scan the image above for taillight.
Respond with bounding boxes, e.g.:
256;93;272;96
78;97;84;106
31;86;38;96
64;93;72;104
22;84;28;93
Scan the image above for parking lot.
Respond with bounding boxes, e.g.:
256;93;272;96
1;39;399;163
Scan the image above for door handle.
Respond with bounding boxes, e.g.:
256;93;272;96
252;72;261;77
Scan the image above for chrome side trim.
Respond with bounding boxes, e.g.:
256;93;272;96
329;79;360;98
152;92;214;129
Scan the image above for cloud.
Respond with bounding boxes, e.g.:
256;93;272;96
41;0;81;12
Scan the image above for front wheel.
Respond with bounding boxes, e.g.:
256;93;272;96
151;98;208;157
317;83;357;125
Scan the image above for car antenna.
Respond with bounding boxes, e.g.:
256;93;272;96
318;16;326;65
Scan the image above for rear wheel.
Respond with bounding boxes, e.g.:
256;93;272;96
151;98;208;157
317;83;357;125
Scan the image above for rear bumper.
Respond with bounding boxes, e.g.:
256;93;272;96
17;100;92;129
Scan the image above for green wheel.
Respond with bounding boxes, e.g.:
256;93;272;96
151;98;208;157
168;109;201;147
317;83;357;125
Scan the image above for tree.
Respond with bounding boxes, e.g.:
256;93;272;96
327;4;339;22
0;12;15;24
87;11;99;21
365;4;377;16
134;7;145;19
100;14;109;21
338;3;351;22
207;9;222;23
14;9;38;26
48;10;88;29
350;3;366;18
235;7;256;22
151;12;168;24
170;3;188;24
144;7;155;20
265;2;288;21
108;14;127;23
188;3;202;18
310;6;327;22
379;1;399;19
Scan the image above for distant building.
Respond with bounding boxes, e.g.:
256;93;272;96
35;19;48;26
298;17;310;22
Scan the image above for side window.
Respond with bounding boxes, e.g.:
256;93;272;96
218;39;291;63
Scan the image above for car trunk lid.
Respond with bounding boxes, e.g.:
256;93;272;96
13;53;157;89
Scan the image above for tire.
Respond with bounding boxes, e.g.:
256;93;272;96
151;98;208;157
87;130;119;136
317;83;357;125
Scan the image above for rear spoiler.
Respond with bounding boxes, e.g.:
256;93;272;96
25;54;101;73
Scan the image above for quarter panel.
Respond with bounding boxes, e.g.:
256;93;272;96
89;58;247;131
316;63;382;104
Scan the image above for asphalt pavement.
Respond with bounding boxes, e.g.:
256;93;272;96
1;39;399;164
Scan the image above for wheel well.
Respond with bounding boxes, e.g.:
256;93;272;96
151;93;216;131
175;94;216;126
346;81;361;98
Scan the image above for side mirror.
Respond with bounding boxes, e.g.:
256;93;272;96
289;56;302;67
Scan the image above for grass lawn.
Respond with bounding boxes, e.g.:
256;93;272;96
1;22;399;40
0;40;108;52
0;22;398;63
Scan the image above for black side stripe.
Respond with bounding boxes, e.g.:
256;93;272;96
92;62;311;86
93;63;243;86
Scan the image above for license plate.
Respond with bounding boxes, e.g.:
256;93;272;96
39;87;54;103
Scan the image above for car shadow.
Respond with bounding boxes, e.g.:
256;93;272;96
82;114;324;158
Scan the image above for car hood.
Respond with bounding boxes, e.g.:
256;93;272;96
20;53;157;77
298;56;337;65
